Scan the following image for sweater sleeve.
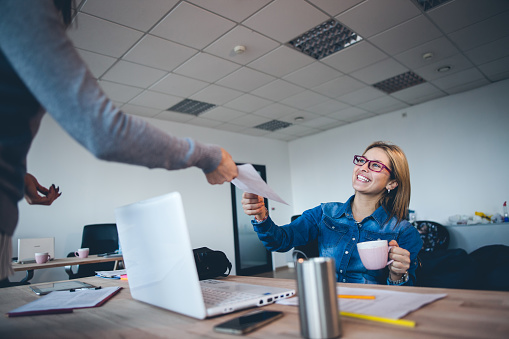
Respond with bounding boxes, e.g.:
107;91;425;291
0;0;221;173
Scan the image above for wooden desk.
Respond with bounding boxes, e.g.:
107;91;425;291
11;255;123;283
1;276;508;338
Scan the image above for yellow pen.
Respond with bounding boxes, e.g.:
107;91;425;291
340;311;416;328
338;294;376;300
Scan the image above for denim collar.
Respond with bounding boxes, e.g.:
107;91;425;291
336;195;390;227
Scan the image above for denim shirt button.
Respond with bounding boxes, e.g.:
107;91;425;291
345;251;349;254
332;226;335;229
343;279;346;282
339;270;343;273
352;238;355;241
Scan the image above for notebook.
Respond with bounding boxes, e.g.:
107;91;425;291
17;237;55;264
114;192;295;319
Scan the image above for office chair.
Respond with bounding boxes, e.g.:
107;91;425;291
414;220;449;252
65;223;119;279
291;214;320;259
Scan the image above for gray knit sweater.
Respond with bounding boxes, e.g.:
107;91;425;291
0;0;222;236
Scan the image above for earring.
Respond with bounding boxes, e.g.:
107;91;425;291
387;189;391;194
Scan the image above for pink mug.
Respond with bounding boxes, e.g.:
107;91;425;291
75;248;90;258
356;240;394;270
35;252;51;264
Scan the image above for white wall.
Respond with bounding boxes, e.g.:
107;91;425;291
289;80;509;226
12;115;294;283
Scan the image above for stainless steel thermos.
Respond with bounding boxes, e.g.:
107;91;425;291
296;257;342;338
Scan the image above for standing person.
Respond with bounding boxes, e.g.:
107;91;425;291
0;0;238;282
242;141;422;285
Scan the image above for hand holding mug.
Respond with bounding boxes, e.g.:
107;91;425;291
387;240;410;279
356;240;394;270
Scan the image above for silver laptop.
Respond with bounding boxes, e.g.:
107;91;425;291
114;192;295;319
17;237;55;263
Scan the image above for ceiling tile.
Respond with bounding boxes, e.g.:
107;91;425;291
224;94;272;113
301;116;348;130
350;58;408;84
279;124;320;137
336;0;420;38
102;60;167;88
447;11;509;51
123;35;197;71
328;107;374;122
229;114;271;127
155;110;195;123
279;110;322;124
391;83;446;105
80;0;178;31
248;46;314;77
283;62;342;88
76;49;116;78
413;54;474;81
441;78;491;95
243;0;329;43
121;103;162;118
426;0;509;34
150;2;236;50
253;103;297;119
150;73;209;97
129;90;181;110
313;75;365;98
204;25;279;65
337;86;385;106
465;36;509;65
357;95;408;114
187;0;272;22
215;123;248;133
393;37;460;69
280;90;330;109
307;0;364;17
369;15;443;56
241;128;272;137
216;67;276;92
199;107;247;122
251;79;305;101
98;80;143;103
307;100;350;115
173;53;240;83
321;41;387;74
186;117;224;128
431;68;486;92
478;56;509;82
189;84;243;105
67;13;143;57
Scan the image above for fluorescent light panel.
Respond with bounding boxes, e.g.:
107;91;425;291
415;0;453;11
372;71;426;94
287;19;362;60
167;99;215;116
255;120;292;132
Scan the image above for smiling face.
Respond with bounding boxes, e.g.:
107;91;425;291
352;147;395;196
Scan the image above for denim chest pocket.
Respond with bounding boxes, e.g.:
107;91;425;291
320;217;350;248
361;229;397;243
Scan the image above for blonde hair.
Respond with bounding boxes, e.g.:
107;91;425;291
363;141;411;224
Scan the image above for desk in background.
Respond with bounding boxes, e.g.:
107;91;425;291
1;275;508;338
11;255;123;283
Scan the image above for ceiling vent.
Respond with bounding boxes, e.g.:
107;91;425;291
415;0;453;11
167;99;215;116
372;71;426;94
254;120;292;132
287;19;362;60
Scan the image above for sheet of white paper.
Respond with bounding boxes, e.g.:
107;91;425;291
231;164;289;205
277;286;446;319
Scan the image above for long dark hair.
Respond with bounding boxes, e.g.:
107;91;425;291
53;0;74;27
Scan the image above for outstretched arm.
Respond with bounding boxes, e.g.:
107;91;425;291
24;173;62;205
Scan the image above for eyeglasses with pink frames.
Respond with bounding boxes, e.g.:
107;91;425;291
353;155;392;174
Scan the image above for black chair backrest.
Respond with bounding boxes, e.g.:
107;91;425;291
291;215;320;259
414;220;449;252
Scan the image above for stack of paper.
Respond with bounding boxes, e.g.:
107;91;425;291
95;269;126;279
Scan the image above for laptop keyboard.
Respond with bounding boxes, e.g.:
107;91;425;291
202;286;260;307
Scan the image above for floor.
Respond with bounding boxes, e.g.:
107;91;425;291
252;265;296;280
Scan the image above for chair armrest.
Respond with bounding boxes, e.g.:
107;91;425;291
65;252;78;279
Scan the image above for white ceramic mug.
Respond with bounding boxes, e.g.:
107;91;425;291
356;240;394;270
75;248;90;258
35;252;51;264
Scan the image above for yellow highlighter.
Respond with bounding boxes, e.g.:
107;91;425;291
340;311;416;328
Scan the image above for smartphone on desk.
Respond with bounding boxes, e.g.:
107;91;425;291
213;310;284;335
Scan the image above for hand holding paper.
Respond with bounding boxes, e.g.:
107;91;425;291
231;164;288;205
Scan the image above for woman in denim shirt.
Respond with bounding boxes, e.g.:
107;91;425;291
242;141;422;286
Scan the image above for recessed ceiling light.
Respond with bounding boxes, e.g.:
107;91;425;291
287;19;362;60
167;99;215;116
233;45;246;54
254;120;292;132
372;71;426;94
436;66;451;72
294;117;304;122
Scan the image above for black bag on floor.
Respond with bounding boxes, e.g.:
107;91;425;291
193;247;232;280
